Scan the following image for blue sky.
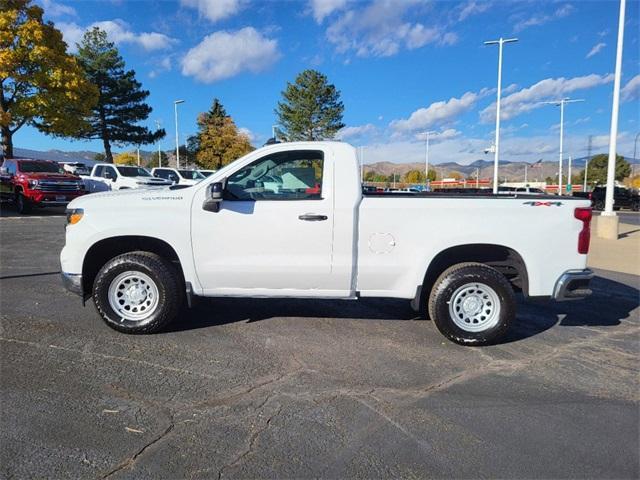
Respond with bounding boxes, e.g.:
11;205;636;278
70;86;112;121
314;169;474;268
15;0;640;165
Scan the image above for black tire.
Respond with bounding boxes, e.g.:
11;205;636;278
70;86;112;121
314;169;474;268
594;199;605;211
428;262;516;346
632;201;639;212
15;191;32;214
92;251;182;334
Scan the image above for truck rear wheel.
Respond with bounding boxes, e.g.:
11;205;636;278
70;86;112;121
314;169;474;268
428;263;515;346
92;252;182;334
15;192;32;214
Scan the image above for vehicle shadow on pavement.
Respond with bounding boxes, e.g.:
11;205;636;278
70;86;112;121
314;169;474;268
502;274;639;344
167;274;639;344
0;203;66;217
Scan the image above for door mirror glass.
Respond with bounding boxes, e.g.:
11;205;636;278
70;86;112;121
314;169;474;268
203;182;224;212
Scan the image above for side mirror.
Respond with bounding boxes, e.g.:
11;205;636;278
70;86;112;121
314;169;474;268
203;182;224;213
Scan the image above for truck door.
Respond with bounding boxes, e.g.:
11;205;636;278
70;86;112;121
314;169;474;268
191;148;349;296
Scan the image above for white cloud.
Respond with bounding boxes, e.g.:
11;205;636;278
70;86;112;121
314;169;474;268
181;27;280;83
336;124;377;140
309;0;348;23
58;20;176;52
586;42;606;59
621;75;640;103
458;1;491;21
391;90;487;133
41;0;76;17
325;0;457;58
180;0;244;22
480;73;614;123
513;4;574;33
238;127;257;143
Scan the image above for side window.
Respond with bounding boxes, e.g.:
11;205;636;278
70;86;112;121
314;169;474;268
104;167;117;178
8;162;17;175
225;150;324;201
94;166;104;177
154;169;168;179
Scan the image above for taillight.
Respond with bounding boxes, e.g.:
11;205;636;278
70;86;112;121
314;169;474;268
574;207;592;254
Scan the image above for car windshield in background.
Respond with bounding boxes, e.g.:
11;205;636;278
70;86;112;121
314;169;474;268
117;166;151;177
179;169;205;180
18;161;62;173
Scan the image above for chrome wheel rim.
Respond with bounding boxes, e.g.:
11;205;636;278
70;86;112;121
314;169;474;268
448;282;501;332
108;271;159;322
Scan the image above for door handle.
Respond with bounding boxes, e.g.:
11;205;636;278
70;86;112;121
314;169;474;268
298;214;328;221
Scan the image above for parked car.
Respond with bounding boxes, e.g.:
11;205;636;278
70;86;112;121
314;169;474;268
61;162;91;176
0;158;86;213
198;169;217;177
151;167;205;186
61;141;593;346
81;163;172;192
573;186;639;211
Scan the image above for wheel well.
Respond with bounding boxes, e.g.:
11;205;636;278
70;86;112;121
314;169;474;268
413;244;528;311
82;236;184;295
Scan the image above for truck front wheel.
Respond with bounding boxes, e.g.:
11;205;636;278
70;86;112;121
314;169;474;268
15;192;32;214
92;252;182;334
428;263;515;346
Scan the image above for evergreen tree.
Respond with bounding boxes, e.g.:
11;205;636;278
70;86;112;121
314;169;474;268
275;70;345;141
75;27;164;162
577;153;630;186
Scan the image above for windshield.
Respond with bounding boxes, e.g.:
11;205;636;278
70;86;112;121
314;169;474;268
179;169;205;180
18;161;63;173
117;166;151;177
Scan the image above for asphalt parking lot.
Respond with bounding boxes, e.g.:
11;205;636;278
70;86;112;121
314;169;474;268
1;209;639;479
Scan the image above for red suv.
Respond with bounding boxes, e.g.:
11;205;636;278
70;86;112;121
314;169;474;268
0;158;87;214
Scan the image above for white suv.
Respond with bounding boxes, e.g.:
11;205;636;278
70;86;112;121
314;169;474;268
151;167;205;186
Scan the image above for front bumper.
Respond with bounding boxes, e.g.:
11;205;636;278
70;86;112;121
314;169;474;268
552;269;593;301
61;272;83;296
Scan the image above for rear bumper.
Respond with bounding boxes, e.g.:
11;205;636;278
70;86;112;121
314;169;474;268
61;272;83;296
552;269;593;301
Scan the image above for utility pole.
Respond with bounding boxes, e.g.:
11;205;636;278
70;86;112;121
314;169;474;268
484;37;518;194
136;147;140;167
584;135;592;192
541;98;584;195
476;168;480;188
567;155;572;193
524;163;528;184
174;100;185;169
422;131;436;189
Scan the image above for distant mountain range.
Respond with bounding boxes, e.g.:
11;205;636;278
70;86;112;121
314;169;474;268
12;147;639;182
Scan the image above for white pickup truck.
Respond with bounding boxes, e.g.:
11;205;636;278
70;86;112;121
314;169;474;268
60;142;593;345
81;163;172;192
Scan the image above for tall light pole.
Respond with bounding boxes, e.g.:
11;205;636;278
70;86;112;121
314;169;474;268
155;120;162;167
633;131;640;165
484;37;518;194
422;130;436;187
174;100;185;169
541;98;584;195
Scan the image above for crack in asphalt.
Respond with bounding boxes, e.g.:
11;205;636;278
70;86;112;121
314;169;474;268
102;422;175;479
216;404;284;479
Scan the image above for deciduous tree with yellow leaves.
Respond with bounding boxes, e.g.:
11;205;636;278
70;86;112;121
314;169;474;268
0;0;97;158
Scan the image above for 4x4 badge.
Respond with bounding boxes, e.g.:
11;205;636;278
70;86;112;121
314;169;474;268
523;201;563;207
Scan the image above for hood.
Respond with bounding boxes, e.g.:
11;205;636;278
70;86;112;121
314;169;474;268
133;176;172;184
67;184;190;210
19;172;81;181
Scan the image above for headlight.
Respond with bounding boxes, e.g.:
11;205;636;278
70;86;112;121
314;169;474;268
66;208;84;225
28;179;39;188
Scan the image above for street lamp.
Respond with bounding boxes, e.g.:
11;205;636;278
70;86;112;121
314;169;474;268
174;99;185;169
541;97;584;195
421;130;436;188
484;37;518;194
602;0;626;223
633;131;640;165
